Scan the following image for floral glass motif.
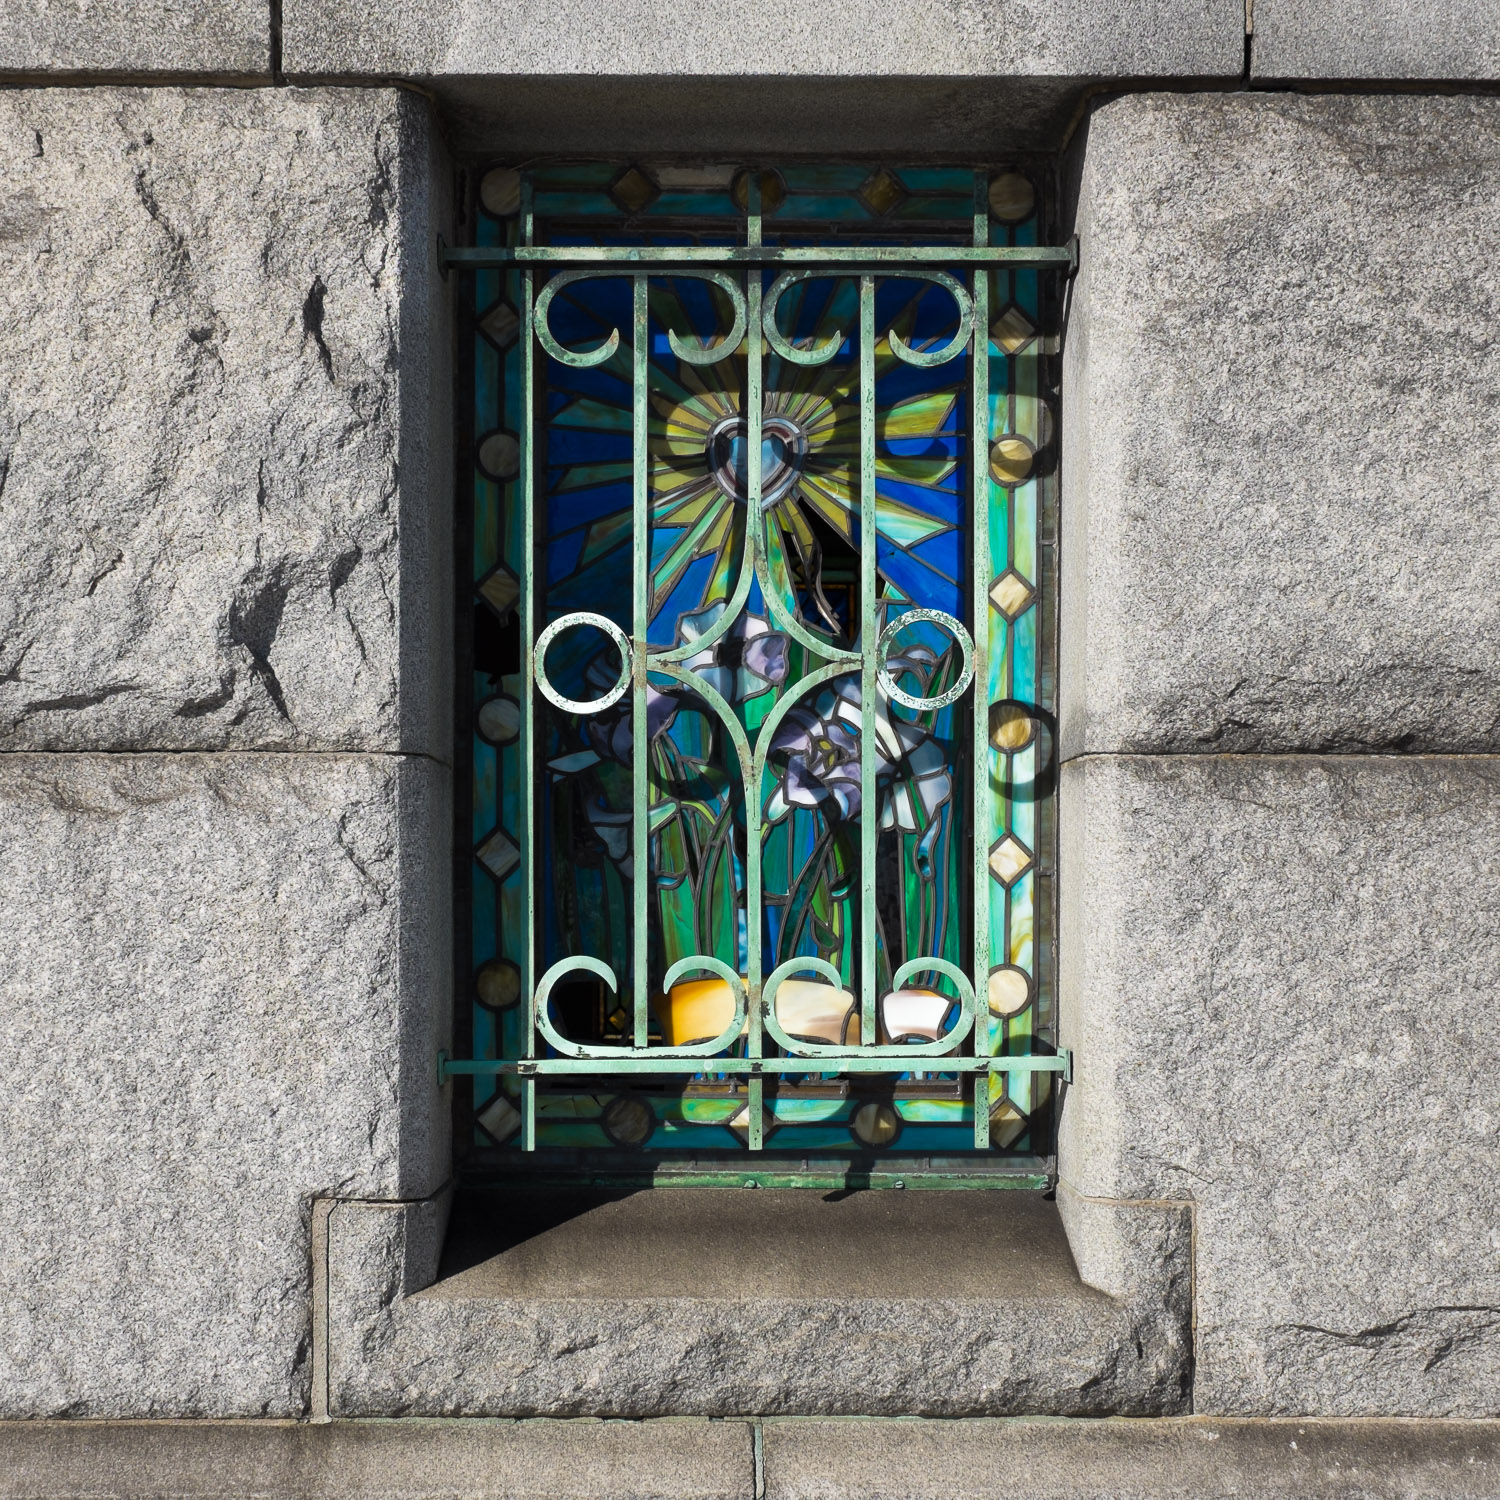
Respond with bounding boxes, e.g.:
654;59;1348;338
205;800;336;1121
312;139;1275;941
465;163;1058;1163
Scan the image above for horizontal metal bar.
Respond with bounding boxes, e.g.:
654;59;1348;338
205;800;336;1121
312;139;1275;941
441;242;1077;272
472;1169;1050;1191
439;1050;1069;1080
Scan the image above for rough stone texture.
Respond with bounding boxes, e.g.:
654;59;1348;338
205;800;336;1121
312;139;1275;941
762;1417;1500;1500
0;87;451;757
1057;754;1500;1415
283;0;1243;77
1252;0;1500;80
0;1419;755;1500
327;1188;1188;1417
281;0;1244;153
0;1;268;76
1061;94;1500;758
3;1420;1500;1500
0;753;451;1418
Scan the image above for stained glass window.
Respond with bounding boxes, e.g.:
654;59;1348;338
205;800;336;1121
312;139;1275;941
450;163;1067;1182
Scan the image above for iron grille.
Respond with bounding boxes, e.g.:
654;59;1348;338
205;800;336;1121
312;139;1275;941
445;164;1072;1172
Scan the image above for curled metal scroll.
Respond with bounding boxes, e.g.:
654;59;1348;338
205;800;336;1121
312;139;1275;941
532;956;623;1058
761;955;977;1059
665;271;749;366
535;268;748;370
534;611;632;714
762;271;851;367
531;956;750;1060
882;270;975;368
534;271;623;367
761;956;854;1057
657;956;750;1055
876;608;976;712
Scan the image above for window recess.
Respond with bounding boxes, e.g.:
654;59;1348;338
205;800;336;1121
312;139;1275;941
444;162;1071;1181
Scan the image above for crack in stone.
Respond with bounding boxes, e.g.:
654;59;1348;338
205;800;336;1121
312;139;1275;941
302;276;334;382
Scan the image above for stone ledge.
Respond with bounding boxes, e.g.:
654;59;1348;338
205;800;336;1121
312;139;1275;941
280;0;1244;153
0;2;269;75
1251;0;1500;80
761;1416;1500;1499
3;1417;1500;1499
326;1188;1190;1417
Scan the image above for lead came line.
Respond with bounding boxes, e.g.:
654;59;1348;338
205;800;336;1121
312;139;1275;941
859;274;879;1048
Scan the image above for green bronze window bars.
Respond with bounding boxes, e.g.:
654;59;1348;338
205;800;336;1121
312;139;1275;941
446;163;1071;1174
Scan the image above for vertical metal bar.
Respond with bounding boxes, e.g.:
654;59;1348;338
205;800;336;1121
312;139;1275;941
971;171;993;1152
632;273;651;1048
859;274;878;1046
519;178;538;1152
745;173;765;1149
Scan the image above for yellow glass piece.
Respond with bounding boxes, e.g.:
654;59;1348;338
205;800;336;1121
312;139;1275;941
655;977;741;1047
858;168;908;217
987;171;1035;224
727;1102;776;1144
989;435;1035;486
479;566;519;617
988;835;1033;887
775;978;859;1046
851;1101;902;1147
988;700;1035;753
609;165;660;215
987;966;1032;1018
989;1097;1029;1148
989;304;1037;355
476;957;522;1009
479;166;521;217
988;568;1035;621
879;988;953;1044
731;168;786;214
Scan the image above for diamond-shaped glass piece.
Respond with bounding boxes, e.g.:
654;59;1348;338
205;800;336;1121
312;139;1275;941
480;299;520;350
988;568;1035;621
857;168;908;217
476;1090;522;1145
727;1102;776;1147
610;165;660;215
990;304;1037;355
479;564;519;619
476;828;520;882
988;834;1033;887
989;1097;1029;1149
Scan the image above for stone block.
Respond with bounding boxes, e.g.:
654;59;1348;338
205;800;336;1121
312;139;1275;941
0;87;451;756
1058;754;1500;1414
1061;94;1500;757
1252;0;1500;80
326;1187;1188;1417
761;1416;1500;1499
0;1;268;76
280;0;1244;153
0;1418;755;1500
0;753;451;1417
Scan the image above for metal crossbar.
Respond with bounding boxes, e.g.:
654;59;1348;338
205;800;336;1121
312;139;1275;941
448;171;1075;1154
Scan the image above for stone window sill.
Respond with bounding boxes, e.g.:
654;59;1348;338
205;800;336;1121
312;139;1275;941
320;1185;1191;1418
